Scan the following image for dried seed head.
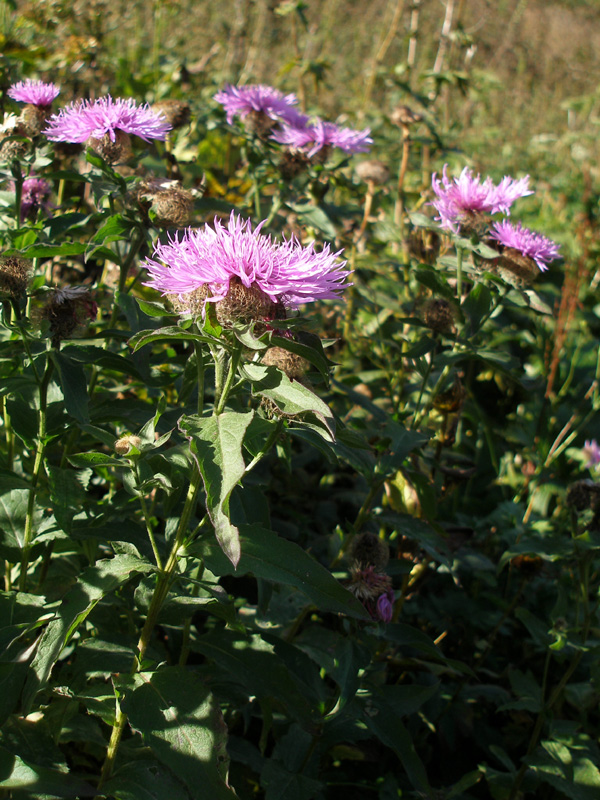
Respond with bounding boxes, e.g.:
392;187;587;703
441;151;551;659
151;99;191;130
115;434;143;455
137;178;194;228
88;129;133;163
0;256;32;299
348;564;392;603
39;286;97;345
422;298;455;334
355;160;390;186
244;109;277;139
261;346;309;380
349;532;390;571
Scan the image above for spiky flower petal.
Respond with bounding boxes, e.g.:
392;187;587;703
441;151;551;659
431;165;533;233
584;440;600;469
214;84;307;127
490;220;560;271
272;117;372;158
143;212;349;312
43;96;171;143
8;80;60;107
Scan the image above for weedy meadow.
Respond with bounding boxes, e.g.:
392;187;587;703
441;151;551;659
0;2;599;799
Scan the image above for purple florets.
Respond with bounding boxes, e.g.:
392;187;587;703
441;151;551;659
214;84;307;127
375;589;395;623
272;118;372;158
490;220;560;271
143;212;349;309
8;80;60;107
431;165;533;233
43;96;171;144
583;440;600;468
20;175;52;221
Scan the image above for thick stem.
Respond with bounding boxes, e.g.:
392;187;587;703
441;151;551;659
214;344;242;416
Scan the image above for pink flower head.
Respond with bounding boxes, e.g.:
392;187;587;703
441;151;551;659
143;212;349;310
43;96;171;144
490;220;560;272
272;117;372;158
214;84;307;127
19;175;52;221
431;165;533;233
8;80;60;107
376;589;395;623
583;440;600;469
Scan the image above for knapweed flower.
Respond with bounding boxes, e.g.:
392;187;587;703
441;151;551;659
143;213;349;322
19;175;52;222
214;84;307;128
8;80;60;107
39;286;97;345
376;590;395;623
348;565;394;622
490;220;560;272
431;165;533;233
272;117;372;159
44;96;171;162
584;440;600;469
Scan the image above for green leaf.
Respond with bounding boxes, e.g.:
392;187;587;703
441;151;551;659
0;745;95;795
51;350;89;424
180;411;255;567
46;465;91;534
67;452;124;468
19;242;88;257
261;759;324;800
104;760;192;800
0;489;37;559
462;282;493;334
361;688;434;795
129;325;221;352
286;201;337;238
241;363;335;439
193;523;370;619
527;739;600;799
22;554;155;711
135;298;174;318
117;667;237;800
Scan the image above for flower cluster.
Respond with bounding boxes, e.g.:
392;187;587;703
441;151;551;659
143;212;349;318
431;164;560;273
44;96;171;144
271;117;372;158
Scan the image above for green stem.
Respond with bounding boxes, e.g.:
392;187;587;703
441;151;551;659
19;357;54;591
96;463;202;793
456;246;463;300
214;344;242;416
135;464;163;571
244;421;283;474
194;339;205;417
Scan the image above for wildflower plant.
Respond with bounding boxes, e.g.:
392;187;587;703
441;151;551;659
0;46;598;800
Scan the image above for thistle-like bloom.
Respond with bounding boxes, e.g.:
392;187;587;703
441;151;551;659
490;220;560;271
19;175;52;221
214;84;307;127
43;96;171;144
431;165;533;233
272;117;372;158
8;79;60;107
584;440;600;469
143;212;349;311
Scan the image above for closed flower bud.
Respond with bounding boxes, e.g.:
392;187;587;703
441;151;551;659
18;104;52;137
137;178;194;228
494;248;540;288
347;564;394;621
89;129;133;164
115;435;142;455
261;346;309;380
422;298;455;334
433;377;465;413
355;160;390;186
391;105;422;127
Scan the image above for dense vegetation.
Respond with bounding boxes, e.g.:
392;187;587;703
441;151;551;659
0;1;600;798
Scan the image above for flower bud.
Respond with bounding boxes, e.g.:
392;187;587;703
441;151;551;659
151;99;191;130
261;346;309;380
355;160;389;186
349;532;390;571
115;435;142;455
137;177;194;228
422;298;455;334
89;130;133;164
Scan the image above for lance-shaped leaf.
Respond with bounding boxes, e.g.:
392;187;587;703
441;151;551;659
0;746;94;796
241;363;335;440
129;325;223;353
117;667;237;800
193;523;370;619
180;411;255;567
22;554;155;712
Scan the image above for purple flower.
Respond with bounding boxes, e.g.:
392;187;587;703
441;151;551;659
8;80;60;107
376;590;394;623
583;440;600;469
214;84;307;127
490;220;560;271
19;175;52;221
143;213;349;310
431;165;533;233
272;117;372;158
43;96;171;144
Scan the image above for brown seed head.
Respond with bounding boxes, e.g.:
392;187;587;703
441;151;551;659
355;159;390;186
494;248;539;288
138;178;193;228
422;298;455;334
391;105;422;127
350;532;390;571
278;150;309;180
0;256;32;299
152;99;191;130
88;129;133;164
261;346;310;380
18;104;52;137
